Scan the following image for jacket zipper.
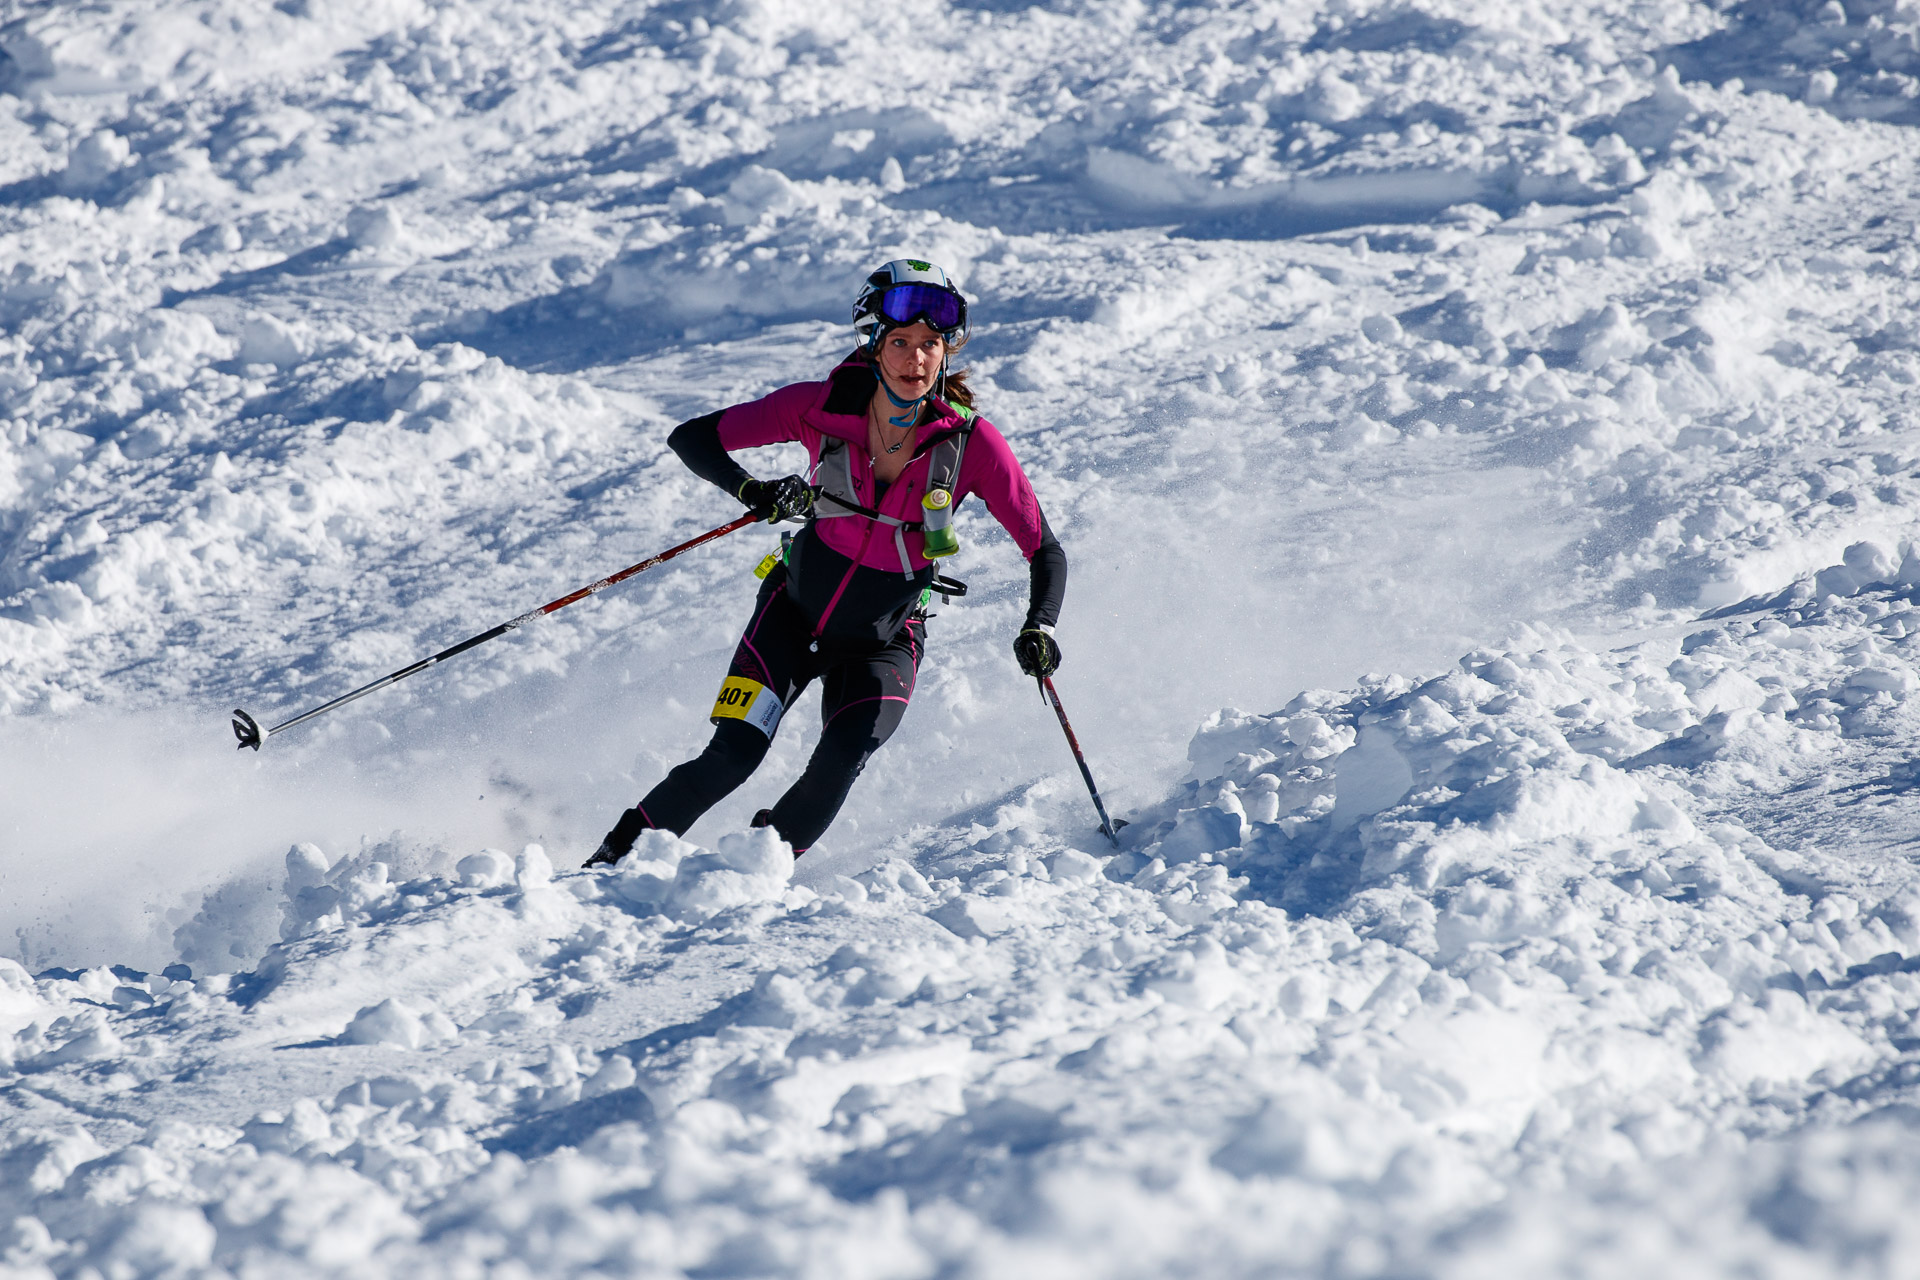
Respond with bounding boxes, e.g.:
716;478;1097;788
813;444;885;638
814;522;875;639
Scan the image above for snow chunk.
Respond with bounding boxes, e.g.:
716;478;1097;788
0;959;46;1040
1329;727;1414;828
0;1126;107;1198
931;896;1017;940
235;313;312;369
94;1202;217;1274
32;1010;123;1067
346;205;405;250
58;131;130;196
719;165;808;227
455;849;514;889
1214;1089;1404;1183
854;858;934;900
514;844;553;890
1048;850;1105;884
1384;1005;1550;1132
1697;991;1874;1089
1144;936;1237;1010
1815;541;1901;599
662;827;794;923
1157;804;1246;863
340;997;456;1050
748;1036;973;1130
1561;302;1650;371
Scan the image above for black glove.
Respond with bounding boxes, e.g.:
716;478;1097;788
1013;627;1061;678
738;475;814;523
584;806;650;867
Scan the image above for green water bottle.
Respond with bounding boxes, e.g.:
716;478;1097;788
921;488;959;558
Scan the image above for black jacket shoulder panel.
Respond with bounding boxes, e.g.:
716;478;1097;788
823;363;877;415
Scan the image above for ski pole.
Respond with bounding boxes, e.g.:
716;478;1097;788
1038;675;1124;848
232;511;763;751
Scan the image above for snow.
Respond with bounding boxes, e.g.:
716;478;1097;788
10;0;1920;1274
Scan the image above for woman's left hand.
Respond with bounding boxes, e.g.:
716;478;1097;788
1013;627;1061;677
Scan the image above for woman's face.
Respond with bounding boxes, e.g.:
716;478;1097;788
876;322;945;400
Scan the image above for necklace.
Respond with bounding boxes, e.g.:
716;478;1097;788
869;402;915;454
872;382;924;454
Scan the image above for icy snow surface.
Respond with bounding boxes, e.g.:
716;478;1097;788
10;0;1920;1274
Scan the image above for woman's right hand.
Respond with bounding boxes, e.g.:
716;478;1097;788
738;475;815;523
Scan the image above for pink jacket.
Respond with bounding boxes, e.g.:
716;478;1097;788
717;368;1049;570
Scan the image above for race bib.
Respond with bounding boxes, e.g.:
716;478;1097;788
710;676;785;737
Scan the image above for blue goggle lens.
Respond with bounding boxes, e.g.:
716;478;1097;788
877;283;965;332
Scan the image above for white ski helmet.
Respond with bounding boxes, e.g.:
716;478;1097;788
852;258;969;349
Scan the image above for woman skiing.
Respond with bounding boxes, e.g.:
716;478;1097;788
586;260;1068;865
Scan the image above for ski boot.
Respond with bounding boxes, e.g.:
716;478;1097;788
584;806;651;868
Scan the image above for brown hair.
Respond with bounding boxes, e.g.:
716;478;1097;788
849;333;975;411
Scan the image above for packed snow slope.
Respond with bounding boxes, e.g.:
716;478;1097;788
11;0;1920;1275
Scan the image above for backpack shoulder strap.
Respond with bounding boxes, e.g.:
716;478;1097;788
926;420;973;495
810;434;875;519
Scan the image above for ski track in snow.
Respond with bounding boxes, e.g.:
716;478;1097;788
9;0;1920;1275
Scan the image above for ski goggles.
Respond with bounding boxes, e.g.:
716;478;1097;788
876;283;967;336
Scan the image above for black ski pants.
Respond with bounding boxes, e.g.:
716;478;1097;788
633;568;922;854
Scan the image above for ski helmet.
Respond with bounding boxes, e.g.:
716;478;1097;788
852;258;969;349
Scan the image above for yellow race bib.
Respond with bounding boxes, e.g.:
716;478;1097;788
710;676;785;736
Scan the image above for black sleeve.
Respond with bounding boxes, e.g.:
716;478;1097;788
668;411;755;501
1023;508;1067;631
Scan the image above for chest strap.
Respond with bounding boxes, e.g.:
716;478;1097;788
811;420;973;576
